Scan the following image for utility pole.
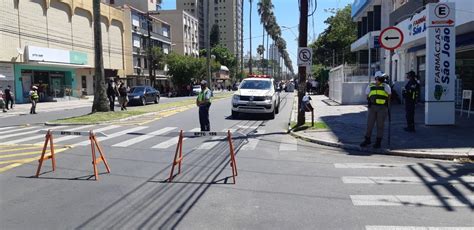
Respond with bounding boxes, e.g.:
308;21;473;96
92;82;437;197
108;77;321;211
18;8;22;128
249;0;253;75
147;12;153;87
297;0;308;126
241;0;244;76
206;0;212;88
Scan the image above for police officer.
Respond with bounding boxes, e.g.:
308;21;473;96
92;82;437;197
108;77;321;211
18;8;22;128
30;85;39;114
403;71;420;132
360;71;391;149
196;80;212;131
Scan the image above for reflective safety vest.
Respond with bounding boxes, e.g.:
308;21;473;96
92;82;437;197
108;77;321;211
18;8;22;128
368;83;389;105
197;88;211;104
30;90;39;100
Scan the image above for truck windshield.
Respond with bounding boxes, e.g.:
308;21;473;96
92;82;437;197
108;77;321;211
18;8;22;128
240;80;271;90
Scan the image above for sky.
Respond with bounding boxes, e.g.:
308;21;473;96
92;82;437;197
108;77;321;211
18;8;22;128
160;0;354;71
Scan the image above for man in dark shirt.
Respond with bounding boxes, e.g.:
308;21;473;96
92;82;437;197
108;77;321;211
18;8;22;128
403;71;420;132
4;85;13;110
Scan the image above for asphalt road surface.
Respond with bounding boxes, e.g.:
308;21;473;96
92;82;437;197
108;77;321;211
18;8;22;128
0;92;473;229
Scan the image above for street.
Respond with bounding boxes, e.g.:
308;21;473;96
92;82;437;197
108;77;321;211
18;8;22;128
1;93;473;229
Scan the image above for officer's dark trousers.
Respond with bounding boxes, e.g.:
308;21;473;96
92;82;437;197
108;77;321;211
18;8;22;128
30;100;37;114
405;101;415;129
365;105;388;139
5;98;13;109
199;104;211;131
108;96;115;111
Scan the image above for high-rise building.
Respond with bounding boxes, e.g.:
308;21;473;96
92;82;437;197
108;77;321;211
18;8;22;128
159;10;200;57
177;0;242;59
269;43;280;61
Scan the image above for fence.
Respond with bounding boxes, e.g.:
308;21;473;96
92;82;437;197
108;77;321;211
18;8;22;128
329;64;370;105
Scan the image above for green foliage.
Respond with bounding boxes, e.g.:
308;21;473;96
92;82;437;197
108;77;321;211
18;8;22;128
310;5;356;66
166;52;221;88
151;47;166;70
210;24;220;48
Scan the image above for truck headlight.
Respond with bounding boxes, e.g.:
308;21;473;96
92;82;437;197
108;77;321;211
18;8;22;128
233;95;240;101
134;96;140;99
265;96;272;101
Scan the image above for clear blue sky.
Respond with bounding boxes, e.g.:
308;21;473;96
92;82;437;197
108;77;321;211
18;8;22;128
160;0;354;71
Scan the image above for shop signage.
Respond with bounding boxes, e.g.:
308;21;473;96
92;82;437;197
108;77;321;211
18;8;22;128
26;46;88;65
351;0;369;18
425;2;456;125
399;8;428;46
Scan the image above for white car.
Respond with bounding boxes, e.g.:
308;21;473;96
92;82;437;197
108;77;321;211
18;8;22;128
231;76;280;119
192;85;202;95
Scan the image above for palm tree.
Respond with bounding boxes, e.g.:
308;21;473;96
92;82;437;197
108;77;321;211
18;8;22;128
249;0;253;74
257;45;265;72
92;0;109;112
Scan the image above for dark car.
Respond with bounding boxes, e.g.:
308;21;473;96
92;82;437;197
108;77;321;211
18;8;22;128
127;86;160;106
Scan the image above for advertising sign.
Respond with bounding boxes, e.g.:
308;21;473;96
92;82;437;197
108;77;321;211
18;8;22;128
425;2;456;125
26;46;88;65
399;8;428;46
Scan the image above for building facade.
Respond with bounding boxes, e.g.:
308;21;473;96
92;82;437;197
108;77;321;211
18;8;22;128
0;0;132;103
176;0;242;58
159;10;199;57
102;0;159;12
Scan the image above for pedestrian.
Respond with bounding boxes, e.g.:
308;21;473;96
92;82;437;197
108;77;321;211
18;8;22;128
118;81;128;111
29;85;39;114
403;71;420;132
0;87;6;113
360;71;391;149
4;85;13;110
196;80;212;131
107;79;118;111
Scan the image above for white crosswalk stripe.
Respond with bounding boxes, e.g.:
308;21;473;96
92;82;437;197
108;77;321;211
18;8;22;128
194;128;231;150
241;130;266;151
366;226;474;230
279;135;298;151
151;128;200;149
1;126;37;135
113;127;177;148
342;176;474;184
351;195;474;207
3;125;94;144
334;163;439;169
73;126;148;146
0;126;17;131
2;126;68;140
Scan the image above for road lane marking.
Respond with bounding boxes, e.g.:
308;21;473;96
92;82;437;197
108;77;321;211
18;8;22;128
152;128;200;149
350;195;474;207
1;126;38;135
342;176;474;184
241;130;266;151
40;125;120;144
279;136;298;151
113;127;177;147
0;148;70;163
0;126;17;131
73;126;148;146
2;126;68;140
366;226;474;230
0;148;69;173
0;146;43;153
334;163;440;169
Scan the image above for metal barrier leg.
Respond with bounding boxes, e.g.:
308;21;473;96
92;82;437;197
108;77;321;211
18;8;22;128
168;130;183;182
93;135;111;173
90;134;99;180
36;130;53;177
227;130;238;184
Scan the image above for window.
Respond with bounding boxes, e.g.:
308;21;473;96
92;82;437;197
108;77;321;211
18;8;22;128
110;0;115;4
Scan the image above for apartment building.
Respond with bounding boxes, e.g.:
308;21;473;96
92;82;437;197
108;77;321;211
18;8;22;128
0;0;132;103
159;10;199;57
177;0;242;58
102;0;159;12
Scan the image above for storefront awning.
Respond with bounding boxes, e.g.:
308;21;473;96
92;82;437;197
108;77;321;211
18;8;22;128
350;31;380;52
27;61;92;69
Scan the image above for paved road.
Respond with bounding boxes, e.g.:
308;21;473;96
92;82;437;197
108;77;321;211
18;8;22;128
0;92;473;229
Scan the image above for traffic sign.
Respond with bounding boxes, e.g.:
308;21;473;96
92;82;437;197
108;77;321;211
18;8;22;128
297;47;312;66
379;26;404;51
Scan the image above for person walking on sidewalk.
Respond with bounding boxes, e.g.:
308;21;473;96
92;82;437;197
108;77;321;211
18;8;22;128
360;71;391;149
403;71;420;132
29;86;39;114
4;85;13;110
0;87;6;113
107;79;118;111
118;81;128;111
196;80;212;131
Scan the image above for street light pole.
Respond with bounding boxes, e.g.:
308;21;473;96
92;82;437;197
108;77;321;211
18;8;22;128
206;0;212;89
297;0;308;126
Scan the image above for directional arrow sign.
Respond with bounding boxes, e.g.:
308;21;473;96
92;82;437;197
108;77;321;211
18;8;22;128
379;26;404;51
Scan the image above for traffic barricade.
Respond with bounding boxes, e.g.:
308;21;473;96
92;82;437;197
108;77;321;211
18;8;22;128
36;129;110;181
168;130;238;184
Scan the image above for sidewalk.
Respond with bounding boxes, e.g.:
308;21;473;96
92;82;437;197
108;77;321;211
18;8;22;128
290;95;474;160
0;97;93;117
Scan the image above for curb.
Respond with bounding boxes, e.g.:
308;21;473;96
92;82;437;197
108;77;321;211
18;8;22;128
290;131;473;161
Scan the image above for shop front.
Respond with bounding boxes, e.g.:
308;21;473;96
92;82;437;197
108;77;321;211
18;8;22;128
14;46;90;103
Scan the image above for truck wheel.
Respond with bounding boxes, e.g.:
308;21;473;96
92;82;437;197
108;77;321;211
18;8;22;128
232;110;239;119
268;109;275;119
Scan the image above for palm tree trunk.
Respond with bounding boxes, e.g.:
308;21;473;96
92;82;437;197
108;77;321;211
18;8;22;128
241;0;244;76
92;0;109;112
266;32;269;75
261;25;264;73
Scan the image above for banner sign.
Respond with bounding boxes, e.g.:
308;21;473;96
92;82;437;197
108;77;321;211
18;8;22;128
39;130;107;137
425;2;456;124
26;46;88;65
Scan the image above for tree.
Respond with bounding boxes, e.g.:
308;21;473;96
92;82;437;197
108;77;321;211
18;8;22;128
249;0;253;74
166;53;220;89
91;0;109;113
150;47;166;75
309;5;356;66
257;45;265;71
210;24;220;48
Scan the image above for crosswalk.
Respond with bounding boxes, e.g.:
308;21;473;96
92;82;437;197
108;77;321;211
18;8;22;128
0;124;299;153
335;162;474;229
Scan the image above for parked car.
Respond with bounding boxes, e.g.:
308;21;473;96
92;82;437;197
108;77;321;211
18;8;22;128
192;85;202;95
127;86;160;106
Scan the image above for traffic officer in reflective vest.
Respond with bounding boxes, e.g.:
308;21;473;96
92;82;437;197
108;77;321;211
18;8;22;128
29;85;39;114
196;80;212;131
360;71;391;149
403;71;420;132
